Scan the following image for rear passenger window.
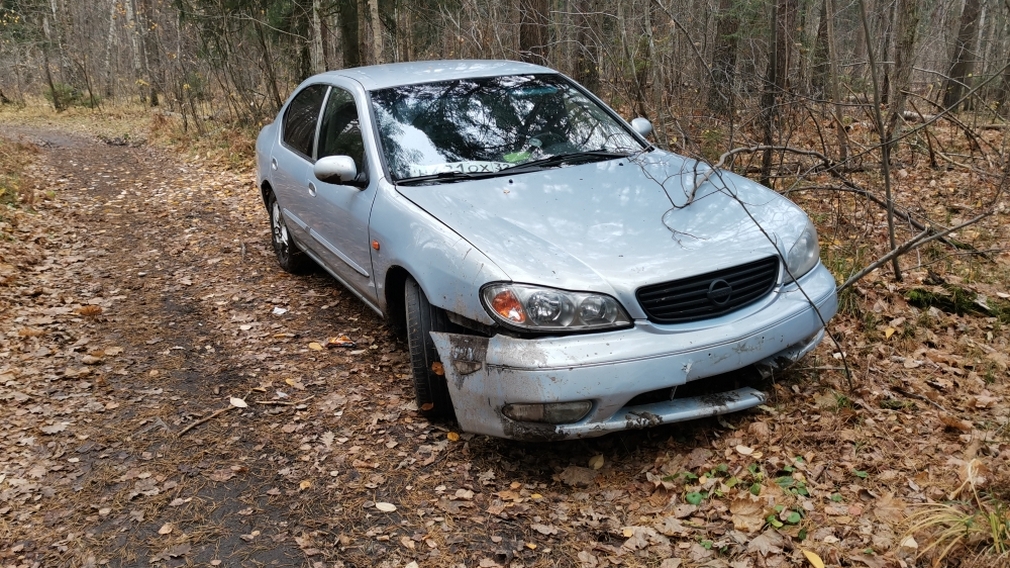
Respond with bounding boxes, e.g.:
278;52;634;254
282;84;327;159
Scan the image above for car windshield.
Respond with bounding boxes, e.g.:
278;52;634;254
370;74;645;183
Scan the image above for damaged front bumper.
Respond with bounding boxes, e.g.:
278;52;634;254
430;263;838;440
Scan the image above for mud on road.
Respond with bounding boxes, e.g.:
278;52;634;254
4;126;766;568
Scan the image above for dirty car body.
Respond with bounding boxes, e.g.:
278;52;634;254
255;60;838;440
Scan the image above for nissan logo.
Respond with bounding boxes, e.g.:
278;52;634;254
707;279;733;306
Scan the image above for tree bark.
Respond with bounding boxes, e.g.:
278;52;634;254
310;0;326;74
519;0;550;65
943;0;982;110
708;0;740;117
573;0;599;92
369;0;382;64
339;0;361;68
886;0;920;142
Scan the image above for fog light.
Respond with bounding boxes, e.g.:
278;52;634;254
501;401;592;424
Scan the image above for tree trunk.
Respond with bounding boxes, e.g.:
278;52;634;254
124;0;144;103
519;0;550;65
256;20;284;113
102;0;117;97
310;0;326;74
357;0;369;64
339;0;361;68
774;0;797;96
886;0;920;142
825;0;848;161
369;0;382;64
708;0;740;116
943;0;982;110
573;0;599;92
878;0;894;105
760;2;779;187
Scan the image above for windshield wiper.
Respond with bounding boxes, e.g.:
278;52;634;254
498;150;632;174
395;169;509;186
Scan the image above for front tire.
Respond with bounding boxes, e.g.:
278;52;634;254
405;277;455;420
266;191;312;274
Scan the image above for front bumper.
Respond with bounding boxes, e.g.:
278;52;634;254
431;263;838;440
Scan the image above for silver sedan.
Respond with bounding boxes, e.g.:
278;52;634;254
255;60;837;440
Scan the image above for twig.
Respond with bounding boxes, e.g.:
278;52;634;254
178;390;252;437
890;386;949;413
254;394;315;406
839;211;989;291
177;406;231;437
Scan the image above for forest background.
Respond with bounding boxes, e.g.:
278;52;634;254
4;0;1010;566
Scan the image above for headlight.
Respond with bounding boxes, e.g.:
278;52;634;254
481;283;632;333
784;220;820;283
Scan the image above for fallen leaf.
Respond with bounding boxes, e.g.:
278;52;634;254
747;530;784;556
40;422;69;435
308;342;323;351
939;413;972;432
229;397;248;408
801;549;826;568
588;454;605;470
326;335;356;348
299;480;312;490
730;495;766;534
557;465;597;487
158;523;173;535
532;523;558;535
447;431;460;442
431;362;444;376
375;502;397;512
77;305;103;317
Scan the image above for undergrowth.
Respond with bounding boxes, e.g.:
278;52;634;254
905;460;1010;565
0;136;39;207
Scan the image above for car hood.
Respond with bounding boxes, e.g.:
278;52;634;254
396;150;810;304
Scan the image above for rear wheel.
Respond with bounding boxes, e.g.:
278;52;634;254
266;191;312;274
405;276;455;420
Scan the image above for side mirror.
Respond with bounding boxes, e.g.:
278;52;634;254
314;155;367;188
630;117;653;138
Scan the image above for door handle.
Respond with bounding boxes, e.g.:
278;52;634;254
308;182;317;197
270;158;278;171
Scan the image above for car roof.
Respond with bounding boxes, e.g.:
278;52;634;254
312;60;558;91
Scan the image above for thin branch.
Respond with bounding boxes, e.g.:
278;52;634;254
839;211;990;291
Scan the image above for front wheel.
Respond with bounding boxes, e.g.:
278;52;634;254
404;277;455;420
266;191;312;274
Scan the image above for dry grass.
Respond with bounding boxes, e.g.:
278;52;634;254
905;462;1010;566
0;135;39;206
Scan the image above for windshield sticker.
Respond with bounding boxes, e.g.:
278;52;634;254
408;161;512;177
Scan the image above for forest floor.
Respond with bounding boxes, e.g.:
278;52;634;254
2;107;1010;568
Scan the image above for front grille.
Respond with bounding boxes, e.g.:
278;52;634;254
636;256;779;324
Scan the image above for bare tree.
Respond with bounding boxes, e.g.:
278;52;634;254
943;0;983;111
518;0;550;65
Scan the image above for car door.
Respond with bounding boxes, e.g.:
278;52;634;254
272;83;328;246
302;84;379;305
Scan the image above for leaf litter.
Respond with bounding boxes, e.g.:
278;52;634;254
1;120;1010;568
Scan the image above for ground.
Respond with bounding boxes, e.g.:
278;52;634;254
2;115;1010;568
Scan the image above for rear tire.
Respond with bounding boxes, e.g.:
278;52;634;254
405;276;455;420
266;191;312;274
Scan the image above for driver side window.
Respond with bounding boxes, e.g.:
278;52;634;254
319;88;366;173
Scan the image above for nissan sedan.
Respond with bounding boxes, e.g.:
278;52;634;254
255;60;837;440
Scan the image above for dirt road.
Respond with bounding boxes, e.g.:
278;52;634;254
10;124;990;568
3;127;742;568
